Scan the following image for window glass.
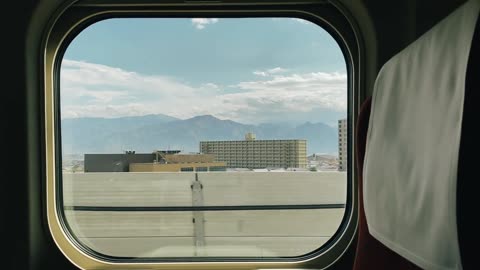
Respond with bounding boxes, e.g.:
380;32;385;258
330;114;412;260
60;17;347;258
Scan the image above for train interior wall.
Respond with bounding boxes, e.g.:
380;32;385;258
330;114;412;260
5;0;469;269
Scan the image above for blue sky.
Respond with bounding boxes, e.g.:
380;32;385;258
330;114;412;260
61;18;347;125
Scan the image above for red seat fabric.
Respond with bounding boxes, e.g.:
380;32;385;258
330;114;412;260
352;96;420;270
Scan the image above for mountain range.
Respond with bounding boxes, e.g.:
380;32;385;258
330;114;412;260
61;114;339;155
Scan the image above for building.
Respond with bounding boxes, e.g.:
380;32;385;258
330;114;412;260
84;151;156;172
338;119;347;171
84;150;226;172
200;133;307;169
130;153;226;172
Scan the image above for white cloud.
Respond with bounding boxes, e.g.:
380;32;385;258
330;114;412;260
253;71;267;77
200;83;219;91
223;72;347;123
291;18;310;24
253;67;288;76
238;72;346;91
61;59;347;123
61;60;200;119
267;67;288;74
191;18;219;29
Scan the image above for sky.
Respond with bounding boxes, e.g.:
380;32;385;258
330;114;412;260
61;18;347;126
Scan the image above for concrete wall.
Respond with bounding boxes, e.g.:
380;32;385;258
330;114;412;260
62;172;346;257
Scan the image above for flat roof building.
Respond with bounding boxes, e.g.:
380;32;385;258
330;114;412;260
129;162;227;172
200;134;307;169
84;150;226;172
84;152;155;172
131;152;226;172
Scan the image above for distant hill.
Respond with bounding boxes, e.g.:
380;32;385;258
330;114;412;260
61;114;338;155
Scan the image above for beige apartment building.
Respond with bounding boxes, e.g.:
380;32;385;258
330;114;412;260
338;119;347;171
200;133;307;169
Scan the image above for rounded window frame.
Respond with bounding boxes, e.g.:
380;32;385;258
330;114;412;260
43;1;362;269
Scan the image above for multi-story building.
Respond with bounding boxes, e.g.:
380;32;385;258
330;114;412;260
200;133;307;169
338;119;347;171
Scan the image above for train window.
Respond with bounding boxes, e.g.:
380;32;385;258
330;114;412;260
45;1;358;268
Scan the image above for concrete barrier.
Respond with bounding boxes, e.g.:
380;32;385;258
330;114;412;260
62;172;347;257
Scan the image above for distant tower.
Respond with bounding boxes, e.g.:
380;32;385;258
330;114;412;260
338;119;347;171
245;132;256;141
